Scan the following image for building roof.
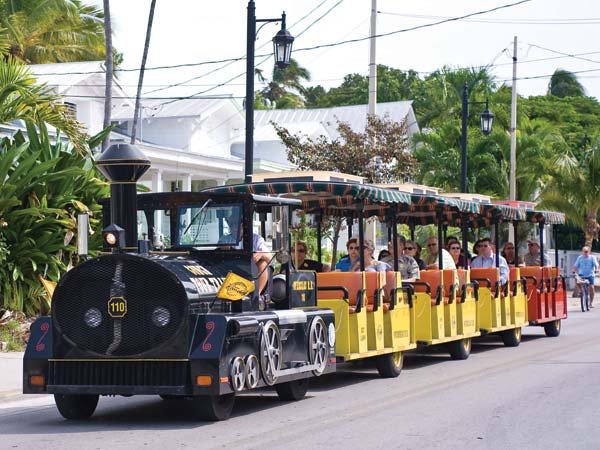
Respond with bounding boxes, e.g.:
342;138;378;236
30;61;106;93
111;96;243;120
250;101;419;142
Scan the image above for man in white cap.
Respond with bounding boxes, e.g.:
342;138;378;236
524;239;548;266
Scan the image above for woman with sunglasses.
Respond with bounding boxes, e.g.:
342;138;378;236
404;240;427;271
447;240;469;269
335;237;361;272
280;241;329;273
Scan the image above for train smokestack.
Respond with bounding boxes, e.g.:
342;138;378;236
96;144;150;249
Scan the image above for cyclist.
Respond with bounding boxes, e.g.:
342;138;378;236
572;246;599;308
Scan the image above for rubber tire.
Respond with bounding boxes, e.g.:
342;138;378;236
159;395;181;401
448;338;472;360
375;351;403;378
192;394;235;421
501;327;522;347
543;319;561;337
275;378;309;401
54;394;99;420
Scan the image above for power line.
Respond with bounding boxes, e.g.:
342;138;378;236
525;43;600;65
34;0;532;78
142;0;343;96
377;11;600;25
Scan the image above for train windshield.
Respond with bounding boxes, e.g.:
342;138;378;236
176;202;243;247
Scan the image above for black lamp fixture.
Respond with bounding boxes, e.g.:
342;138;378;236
460;82;494;193
245;1;294;184
272;13;294;69
480;99;494;136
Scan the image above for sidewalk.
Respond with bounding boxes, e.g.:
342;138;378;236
0;352;24;401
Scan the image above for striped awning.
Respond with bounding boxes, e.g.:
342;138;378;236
526;210;566;225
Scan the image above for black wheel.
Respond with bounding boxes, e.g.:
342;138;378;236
501;327;522;347
275;378;309;401
580;288;587;312
375;351;403;378
543;319;561;337
159;395;181;401
191;394;235;421
448;338;472;360
54;394;99;420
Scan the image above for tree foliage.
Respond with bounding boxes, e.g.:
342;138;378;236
547;69;586;98
0;0;111;64
274;114;415;183
0;57;109;315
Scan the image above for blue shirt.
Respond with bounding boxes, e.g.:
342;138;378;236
574;255;598;277
470;253;509;285
335;255;359;272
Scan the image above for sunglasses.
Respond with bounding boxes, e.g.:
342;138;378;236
405;246;415;250
505;247;514;250
348;246;359;250
450;246;460;250
296;249;306;253
427;243;437;247
528;243;538;246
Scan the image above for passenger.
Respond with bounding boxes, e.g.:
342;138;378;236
220;216;270;296
381;235;419;281
377;249;391;261
501;242;523;267
360;239;390;272
524;239;549;266
335;237;361;272
470;237;509;285
405;240;427;271
280;241;329;272
572;246;599;307
447;240;469;269
424;236;456;270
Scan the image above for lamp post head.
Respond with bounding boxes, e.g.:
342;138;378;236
273;12;294;69
480;99;494;135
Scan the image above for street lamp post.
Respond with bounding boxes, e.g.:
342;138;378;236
460;82;494;193
245;1;294;184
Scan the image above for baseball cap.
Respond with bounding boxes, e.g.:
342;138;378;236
527;239;540;246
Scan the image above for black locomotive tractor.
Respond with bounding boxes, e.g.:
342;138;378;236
23;144;336;421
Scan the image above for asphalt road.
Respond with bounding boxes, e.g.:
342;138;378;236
3;301;599;450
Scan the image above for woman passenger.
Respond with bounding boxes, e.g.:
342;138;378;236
448;240;469;268
405;240;427;271
501;242;523;266
335;237;361;272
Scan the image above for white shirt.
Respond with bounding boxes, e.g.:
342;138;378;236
471;252;509;285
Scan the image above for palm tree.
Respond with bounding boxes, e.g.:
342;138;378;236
539;143;600;247
548;69;585;98
131;0;157;144
0;0;106;64
0;57;87;151
102;0;112;151
259;58;311;109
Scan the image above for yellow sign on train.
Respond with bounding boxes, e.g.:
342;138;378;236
216;272;255;301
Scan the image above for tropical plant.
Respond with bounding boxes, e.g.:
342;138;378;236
548;69;586;98
0;57;109;314
539;143;600;247
0;0;107;64
257;58;311;109
0;58;88;152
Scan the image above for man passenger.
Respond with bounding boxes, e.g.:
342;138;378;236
524;239;549;266
381;235;420;282
470;237;509;285
424;236;456;270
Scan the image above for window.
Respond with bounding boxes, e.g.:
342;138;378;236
176;203;243;247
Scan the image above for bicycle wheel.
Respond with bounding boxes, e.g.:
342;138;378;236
585;285;590;311
581;285;586;312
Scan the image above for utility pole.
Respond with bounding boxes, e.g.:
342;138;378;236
368;0;377;116
509;36;518;243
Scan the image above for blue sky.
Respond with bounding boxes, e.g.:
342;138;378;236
104;0;600;101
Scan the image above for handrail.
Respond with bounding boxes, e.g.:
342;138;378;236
317;285;349;303
471;277;491;288
400;284;414;307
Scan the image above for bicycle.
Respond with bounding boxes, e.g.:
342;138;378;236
574;275;590;312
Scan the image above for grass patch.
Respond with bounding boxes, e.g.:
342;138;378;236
0;320;27;352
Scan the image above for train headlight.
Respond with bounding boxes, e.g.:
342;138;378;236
102;224;125;249
84;307;102;328
151;306;170;327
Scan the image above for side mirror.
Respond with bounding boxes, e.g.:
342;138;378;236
272;205;290;263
